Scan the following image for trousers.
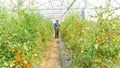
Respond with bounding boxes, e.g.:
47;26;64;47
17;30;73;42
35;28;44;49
55;29;59;38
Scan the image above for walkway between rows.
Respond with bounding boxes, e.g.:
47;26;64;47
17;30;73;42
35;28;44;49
39;36;72;68
39;38;61;68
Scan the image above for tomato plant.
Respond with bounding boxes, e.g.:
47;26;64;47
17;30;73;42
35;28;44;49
0;10;53;67
60;14;120;68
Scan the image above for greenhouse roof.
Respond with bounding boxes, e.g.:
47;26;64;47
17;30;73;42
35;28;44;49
0;0;120;20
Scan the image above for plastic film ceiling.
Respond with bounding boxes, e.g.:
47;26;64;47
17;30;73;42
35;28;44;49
0;0;120;20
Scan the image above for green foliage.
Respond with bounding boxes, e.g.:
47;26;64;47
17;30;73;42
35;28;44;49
61;14;120;68
0;10;53;67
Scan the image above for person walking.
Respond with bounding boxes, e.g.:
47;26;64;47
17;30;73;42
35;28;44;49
54;20;60;39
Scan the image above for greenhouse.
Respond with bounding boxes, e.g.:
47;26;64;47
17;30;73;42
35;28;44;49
0;0;120;68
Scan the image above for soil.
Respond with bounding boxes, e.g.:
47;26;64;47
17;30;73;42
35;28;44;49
39;39;61;68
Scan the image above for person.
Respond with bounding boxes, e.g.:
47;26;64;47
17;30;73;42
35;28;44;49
81;8;85;20
54;20;60;39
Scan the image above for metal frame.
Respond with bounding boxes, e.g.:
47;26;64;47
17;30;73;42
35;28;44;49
1;0;120;19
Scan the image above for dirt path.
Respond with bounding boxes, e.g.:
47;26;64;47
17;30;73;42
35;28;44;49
39;39;62;68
